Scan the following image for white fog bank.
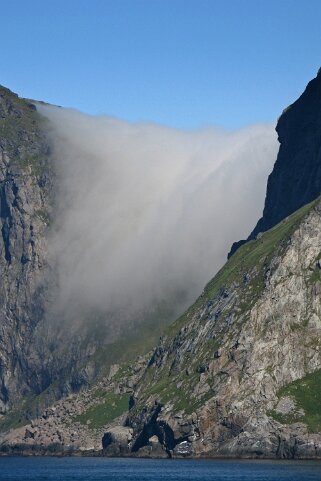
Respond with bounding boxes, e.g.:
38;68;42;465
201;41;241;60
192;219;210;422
38;104;278;325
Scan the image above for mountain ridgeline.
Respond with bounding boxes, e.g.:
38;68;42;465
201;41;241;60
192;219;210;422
1;71;321;458
230;68;321;257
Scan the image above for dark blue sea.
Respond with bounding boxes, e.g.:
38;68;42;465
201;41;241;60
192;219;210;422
0;457;321;481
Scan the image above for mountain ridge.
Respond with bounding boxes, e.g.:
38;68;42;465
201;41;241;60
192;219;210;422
229;68;321;257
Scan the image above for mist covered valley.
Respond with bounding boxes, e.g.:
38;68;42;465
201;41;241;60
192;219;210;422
38;104;278;344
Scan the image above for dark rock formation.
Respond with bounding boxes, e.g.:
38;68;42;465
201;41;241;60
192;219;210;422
229;68;321;257
102;427;133;456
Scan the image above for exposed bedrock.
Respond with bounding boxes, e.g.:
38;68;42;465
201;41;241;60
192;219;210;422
230;68;321;256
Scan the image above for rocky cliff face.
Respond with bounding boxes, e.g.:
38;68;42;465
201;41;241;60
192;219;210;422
0;87;53;413
118;197;321;458
0;88;101;419
0;87;169;423
230;69;321;256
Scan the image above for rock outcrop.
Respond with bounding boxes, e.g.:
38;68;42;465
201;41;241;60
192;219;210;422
0;87;53;413
102;427;133;455
0;359;147;455
230;68;321;256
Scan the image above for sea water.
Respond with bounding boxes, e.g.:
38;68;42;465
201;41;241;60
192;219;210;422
0;457;321;481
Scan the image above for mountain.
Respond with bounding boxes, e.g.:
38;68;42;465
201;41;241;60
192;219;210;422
0;87;53;412
3;192;321;458
229;68;321;257
0;89;103;415
0;87;170;422
123;197;321;458
2;70;321;458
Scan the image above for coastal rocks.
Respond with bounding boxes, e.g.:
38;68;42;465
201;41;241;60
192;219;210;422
102;427;133;455
0;358;147;454
134;436;168;458
173;440;193;457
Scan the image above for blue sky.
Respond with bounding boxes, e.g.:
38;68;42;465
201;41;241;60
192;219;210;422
1;0;321;129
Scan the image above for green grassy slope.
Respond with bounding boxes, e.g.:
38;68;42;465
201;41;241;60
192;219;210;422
269;369;321;432
168;197;320;337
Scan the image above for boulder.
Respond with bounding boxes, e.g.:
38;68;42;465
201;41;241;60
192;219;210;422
102;426;133;455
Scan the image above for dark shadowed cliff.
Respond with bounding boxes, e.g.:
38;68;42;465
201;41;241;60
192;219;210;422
230;68;321;256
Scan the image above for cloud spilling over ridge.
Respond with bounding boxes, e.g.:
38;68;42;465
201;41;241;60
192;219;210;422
38;104;278;325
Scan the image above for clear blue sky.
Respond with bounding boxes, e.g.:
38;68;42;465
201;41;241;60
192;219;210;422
1;0;321;129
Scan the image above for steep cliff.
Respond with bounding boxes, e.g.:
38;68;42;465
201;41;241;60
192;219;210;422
0;89;111;418
0;87;171;423
230;68;321;256
0;87;53;413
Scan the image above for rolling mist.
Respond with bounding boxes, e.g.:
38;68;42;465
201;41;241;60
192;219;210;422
38;104;278;329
